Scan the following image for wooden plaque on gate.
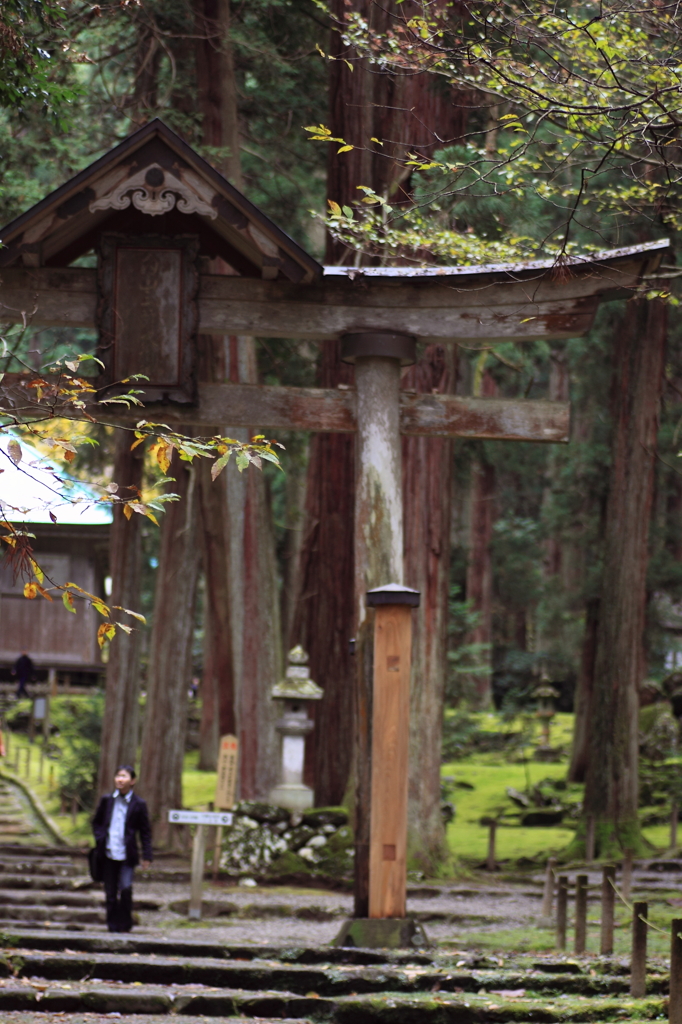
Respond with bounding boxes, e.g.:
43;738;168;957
215;734;238;810
96;232;199;404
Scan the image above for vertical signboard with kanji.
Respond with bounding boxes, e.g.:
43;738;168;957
215;734;238;809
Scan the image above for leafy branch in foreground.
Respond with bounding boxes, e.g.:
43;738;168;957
0;352;284;644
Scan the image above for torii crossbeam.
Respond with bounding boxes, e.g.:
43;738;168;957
0;118;668;943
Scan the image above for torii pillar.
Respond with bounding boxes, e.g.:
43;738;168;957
336;331;426;948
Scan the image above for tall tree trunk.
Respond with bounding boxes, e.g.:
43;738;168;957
196;457;234;769
194;0;242;186
193;2;244;771
224;336;282;801
98;436;144;795
140;452;201;846
583;297;667;856
293;342;356;807
403;344;456;872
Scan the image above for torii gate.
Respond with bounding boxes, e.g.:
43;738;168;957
0;119;668;943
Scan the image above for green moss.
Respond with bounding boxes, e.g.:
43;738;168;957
267;850;314;877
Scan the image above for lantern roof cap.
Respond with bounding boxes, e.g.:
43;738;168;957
272;646;323;701
0;118;322;283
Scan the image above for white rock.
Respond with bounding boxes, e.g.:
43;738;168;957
299;847;317;862
239;877;257;887
322;824;337;834
308;834;327;848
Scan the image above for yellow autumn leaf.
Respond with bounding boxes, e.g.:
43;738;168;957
23;582;38;599
97;622;116;647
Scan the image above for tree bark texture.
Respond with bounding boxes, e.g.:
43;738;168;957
583;298;667;854
292;341;356;807
224;336;281;801
140;451;201;846
197;456;235;769
464;370;497;708
402;344;456;873
98;435;144;795
194;0;242;187
327;0;468;262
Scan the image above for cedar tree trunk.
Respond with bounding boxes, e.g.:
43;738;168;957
98;435;144;794
403;344;456;872
582;297;667;856
140;452;201;845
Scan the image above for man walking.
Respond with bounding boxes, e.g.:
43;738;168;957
92;765;152;932
12;652;34;699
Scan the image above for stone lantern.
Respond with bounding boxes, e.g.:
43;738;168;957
533;677;559;749
269;646;323;812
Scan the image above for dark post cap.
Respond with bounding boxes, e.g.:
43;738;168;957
341;331;416;366
366;583;420;608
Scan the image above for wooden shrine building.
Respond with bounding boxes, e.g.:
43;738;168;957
0;119;668;938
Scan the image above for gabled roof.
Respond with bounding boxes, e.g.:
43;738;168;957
0;119;322;283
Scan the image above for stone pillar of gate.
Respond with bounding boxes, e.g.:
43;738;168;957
334;331;428;950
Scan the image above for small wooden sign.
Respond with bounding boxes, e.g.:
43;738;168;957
215;734;239;809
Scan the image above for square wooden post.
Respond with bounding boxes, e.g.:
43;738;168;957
369;602;413;918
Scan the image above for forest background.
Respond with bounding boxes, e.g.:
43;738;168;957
2;0;682;870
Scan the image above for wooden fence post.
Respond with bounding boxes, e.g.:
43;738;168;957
541;857;556;919
556;875;568;950
600;865;616;955
671;919;682;1024
630;901;647;998
574;874;588;954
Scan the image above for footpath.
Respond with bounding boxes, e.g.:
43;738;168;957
0;773;680;1023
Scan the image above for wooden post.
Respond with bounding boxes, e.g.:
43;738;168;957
26;747;31;778
48;765;54;795
48;667;57;698
350;333;412;921
672;803;679;850
574;874;588;953
70;796;77;825
601;865;616;955
630;901;647;998
486;822;497;872
39;745;44;784
585;815;595;863
557;875;568;950
542;857;556;918
671;918;682;1024
189;824;206;920
622;849;633;901
368;592;418;919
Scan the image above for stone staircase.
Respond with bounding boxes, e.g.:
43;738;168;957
0;929;671;1022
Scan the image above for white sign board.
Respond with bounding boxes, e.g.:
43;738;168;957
168;810;233;826
33;698;46;721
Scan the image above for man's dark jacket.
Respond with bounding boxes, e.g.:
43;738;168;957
92;792;153;867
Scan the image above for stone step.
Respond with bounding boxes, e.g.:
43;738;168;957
0;948;670;998
0;889;160;909
0;979;666;1021
0;860;83;877
0;905;106;923
0;874;91;890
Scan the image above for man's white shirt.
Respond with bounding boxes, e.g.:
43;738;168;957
107;790;132;861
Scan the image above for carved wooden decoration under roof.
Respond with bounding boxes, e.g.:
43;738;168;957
0;118;321;284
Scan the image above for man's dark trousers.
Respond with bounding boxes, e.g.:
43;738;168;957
102;857;134;932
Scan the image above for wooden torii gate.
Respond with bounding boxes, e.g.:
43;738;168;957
0;119;668;942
